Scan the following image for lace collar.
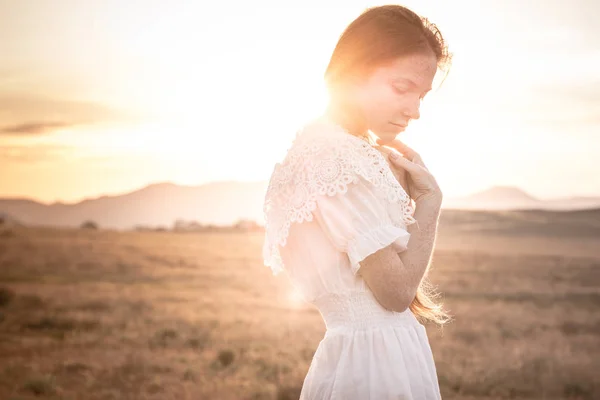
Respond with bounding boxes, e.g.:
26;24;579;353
262;116;416;275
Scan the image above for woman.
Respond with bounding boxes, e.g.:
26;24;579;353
263;4;453;399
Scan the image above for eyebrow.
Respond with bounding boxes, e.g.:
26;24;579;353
392;78;432;92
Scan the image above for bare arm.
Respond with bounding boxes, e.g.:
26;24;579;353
396;195;442;303
358;195;441;312
359;140;442;312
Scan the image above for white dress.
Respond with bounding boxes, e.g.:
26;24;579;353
262;115;442;400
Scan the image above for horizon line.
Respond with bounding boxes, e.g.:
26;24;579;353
0;180;598;206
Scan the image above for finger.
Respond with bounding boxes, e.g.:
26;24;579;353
385;142;426;170
388;148;419;167
411;153;428;170
389;152;420;172
377;138;418;160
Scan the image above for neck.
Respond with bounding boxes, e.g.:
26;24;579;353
324;101;370;140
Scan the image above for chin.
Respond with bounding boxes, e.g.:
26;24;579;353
372;130;398;144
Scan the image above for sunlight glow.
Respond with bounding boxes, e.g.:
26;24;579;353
287;286;308;310
2;1;598;202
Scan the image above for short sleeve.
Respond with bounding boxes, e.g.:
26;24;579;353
262;116;416;276
313;177;411;275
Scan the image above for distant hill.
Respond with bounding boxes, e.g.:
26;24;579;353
0;181;268;230
1;182;599;230
442;186;600;211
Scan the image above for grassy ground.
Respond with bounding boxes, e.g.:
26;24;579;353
0;217;598;399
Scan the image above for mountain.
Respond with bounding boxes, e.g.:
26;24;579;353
441;186;600;211
442;186;541;210
0;181;268;230
0;183;599;230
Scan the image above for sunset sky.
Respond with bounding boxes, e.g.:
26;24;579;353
1;0;598;204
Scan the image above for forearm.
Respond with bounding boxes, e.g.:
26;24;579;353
396;196;442;300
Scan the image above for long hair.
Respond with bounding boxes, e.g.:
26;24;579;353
324;5;453;328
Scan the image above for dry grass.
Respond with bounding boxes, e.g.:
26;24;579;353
0;218;598;399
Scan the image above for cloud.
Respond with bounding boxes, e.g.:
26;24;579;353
0;122;74;135
523;81;600;126
537;81;600;105
482;79;600;131
0;144;77;164
500;0;600;49
0;94;141;136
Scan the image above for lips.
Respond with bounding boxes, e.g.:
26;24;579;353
390;122;407;128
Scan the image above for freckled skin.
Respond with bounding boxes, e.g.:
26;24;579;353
326;51;437;199
323;48;442;313
357;51;438;201
353;50;438;143
359;142;442;312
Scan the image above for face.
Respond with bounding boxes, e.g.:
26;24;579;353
352;50;438;142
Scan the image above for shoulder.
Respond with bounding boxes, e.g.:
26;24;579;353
280;116;381;177
264;115;411;216
266;117;381;201
262;117;416;273
289;116;372;157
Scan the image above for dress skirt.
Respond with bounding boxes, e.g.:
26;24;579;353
299;291;442;400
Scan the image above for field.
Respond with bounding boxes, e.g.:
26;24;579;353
0;209;599;399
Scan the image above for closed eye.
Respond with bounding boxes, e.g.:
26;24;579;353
393;84;428;100
392;85;408;95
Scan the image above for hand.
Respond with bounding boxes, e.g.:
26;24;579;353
376;138;442;204
373;145;411;195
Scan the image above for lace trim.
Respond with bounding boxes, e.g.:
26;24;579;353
262;116;416;275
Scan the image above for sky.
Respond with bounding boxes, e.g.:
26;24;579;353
0;0;599;204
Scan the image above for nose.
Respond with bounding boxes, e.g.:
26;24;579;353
403;100;421;121
404;106;420;121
